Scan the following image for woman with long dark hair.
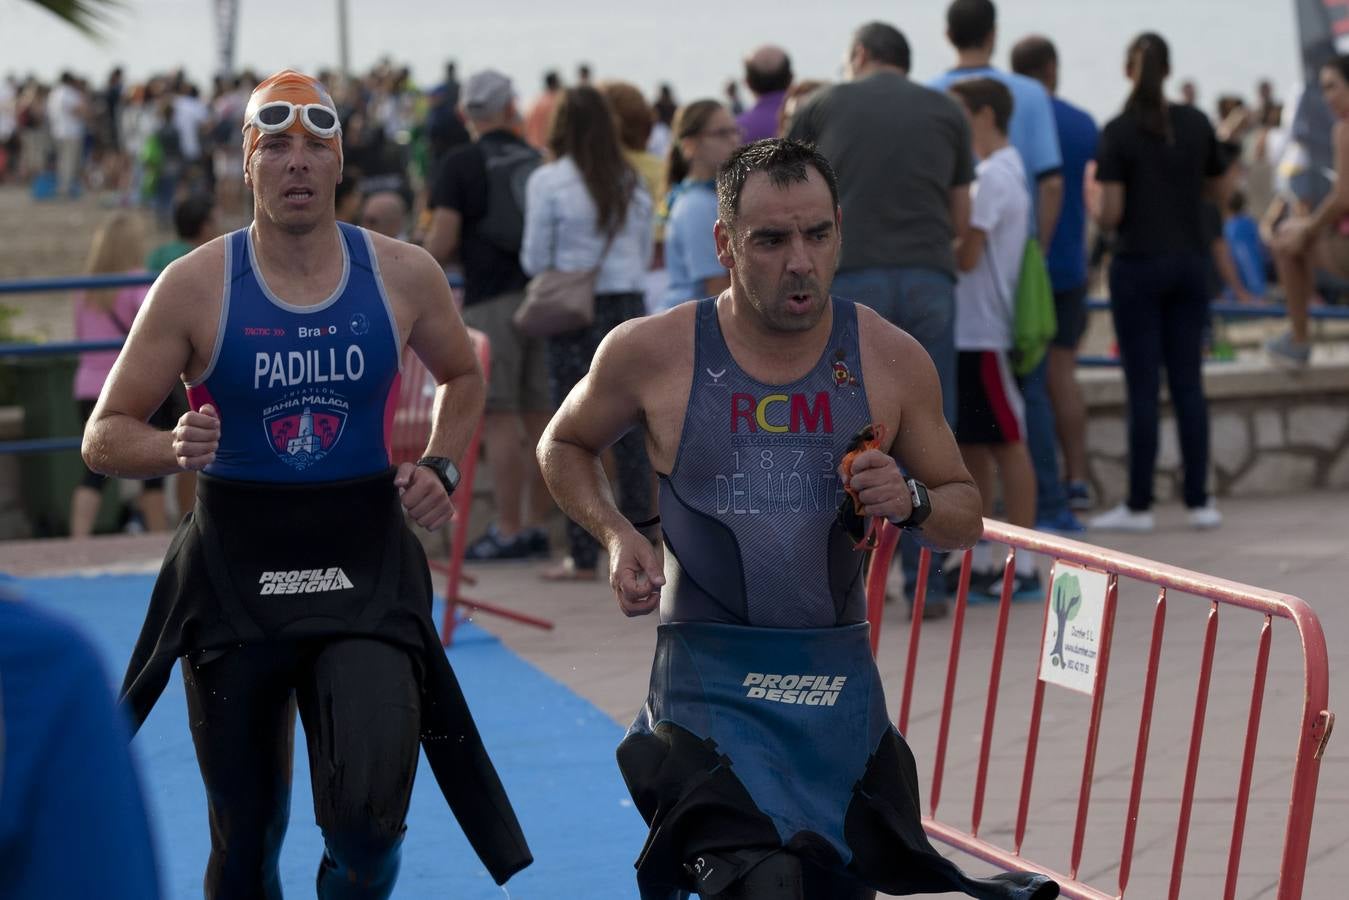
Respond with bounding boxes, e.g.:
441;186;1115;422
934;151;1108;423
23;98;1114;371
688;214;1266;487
1267;54;1349;365
521;86;654;580
1090;32;1225;533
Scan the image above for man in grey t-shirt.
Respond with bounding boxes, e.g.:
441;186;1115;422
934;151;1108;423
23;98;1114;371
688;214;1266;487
789;20;973;615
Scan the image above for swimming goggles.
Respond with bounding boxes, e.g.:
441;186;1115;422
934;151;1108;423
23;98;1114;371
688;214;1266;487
247;101;341;138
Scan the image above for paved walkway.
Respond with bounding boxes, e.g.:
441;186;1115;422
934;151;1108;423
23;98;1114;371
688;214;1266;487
3;490;1343;899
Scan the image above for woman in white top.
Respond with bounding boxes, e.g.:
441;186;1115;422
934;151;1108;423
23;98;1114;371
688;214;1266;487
521;85;655;581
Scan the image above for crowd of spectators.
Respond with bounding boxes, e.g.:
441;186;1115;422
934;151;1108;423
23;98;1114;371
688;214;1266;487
4;4;1335;581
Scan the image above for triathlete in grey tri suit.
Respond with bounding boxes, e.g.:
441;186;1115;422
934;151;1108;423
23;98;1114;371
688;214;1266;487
538;139;1057;900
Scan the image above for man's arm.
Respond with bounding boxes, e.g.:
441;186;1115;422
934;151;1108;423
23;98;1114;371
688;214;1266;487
949;184;971;246
849;318;983;551
423;152;466;264
422;207;462;265
399;247;484;463
382;237;486;530
1095;181;1124;232
83;256;221;479
955;226;987;272
1037;173;1064;248
538;318;665;615
1211;233;1256;304
1027;82;1064;247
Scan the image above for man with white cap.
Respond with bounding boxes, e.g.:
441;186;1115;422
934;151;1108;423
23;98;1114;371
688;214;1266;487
85;68;531;898
423;70;556;564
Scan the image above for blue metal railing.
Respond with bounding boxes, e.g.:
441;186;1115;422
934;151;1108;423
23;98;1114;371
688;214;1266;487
1085;297;1349;320
0;437;82;454
1076;298;1349;366
2;339;123;358
0;274;159;454
0;272;157;295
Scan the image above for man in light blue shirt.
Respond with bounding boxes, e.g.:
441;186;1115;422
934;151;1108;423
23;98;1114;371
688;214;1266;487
929;0;1063;248
931;0;1081;532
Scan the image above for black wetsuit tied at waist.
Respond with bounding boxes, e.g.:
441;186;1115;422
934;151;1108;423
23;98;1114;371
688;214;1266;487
619;622;1058;899
118;469;532;885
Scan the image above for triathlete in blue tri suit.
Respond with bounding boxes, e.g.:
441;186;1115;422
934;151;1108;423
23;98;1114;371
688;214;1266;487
538;139;1057;899
84;69;530;899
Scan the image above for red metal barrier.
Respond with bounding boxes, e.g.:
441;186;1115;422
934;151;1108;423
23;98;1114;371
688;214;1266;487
391;332;554;645
867;520;1334;899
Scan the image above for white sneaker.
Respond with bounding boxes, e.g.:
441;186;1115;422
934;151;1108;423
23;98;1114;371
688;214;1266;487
1088;503;1155;533
1187;501;1222;530
1265;331;1311;367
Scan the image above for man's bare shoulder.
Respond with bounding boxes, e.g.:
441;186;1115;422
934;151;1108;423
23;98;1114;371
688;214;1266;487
366;230;444;298
853;301;927;369
148;235;228;313
852;302;945;454
595;301;696;376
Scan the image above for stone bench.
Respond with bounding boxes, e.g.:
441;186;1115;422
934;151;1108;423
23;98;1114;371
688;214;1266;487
1082;357;1349;504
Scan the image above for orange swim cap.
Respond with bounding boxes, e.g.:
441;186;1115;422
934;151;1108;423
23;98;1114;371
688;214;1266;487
242;69;343;173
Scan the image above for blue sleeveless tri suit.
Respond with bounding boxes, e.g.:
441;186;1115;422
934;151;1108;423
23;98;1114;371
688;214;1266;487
186;222;401;482
618;297;1055;899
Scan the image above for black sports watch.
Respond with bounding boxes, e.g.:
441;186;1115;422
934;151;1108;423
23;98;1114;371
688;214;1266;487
415;456;461;496
888;477;931;530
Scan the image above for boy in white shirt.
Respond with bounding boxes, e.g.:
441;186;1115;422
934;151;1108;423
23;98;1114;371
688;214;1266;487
948;78;1040;600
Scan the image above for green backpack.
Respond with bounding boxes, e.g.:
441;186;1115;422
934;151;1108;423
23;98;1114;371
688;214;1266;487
1010;238;1057;377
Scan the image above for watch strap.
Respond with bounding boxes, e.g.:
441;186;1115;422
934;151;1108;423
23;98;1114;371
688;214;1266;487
889;478;931;529
415;456;460;495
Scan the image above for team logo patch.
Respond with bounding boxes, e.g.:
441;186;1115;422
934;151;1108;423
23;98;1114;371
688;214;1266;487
265;404;346;470
350;312;369;336
832;350;858;387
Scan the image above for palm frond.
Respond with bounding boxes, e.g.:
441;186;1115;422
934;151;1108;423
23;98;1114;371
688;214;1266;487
28;0;126;40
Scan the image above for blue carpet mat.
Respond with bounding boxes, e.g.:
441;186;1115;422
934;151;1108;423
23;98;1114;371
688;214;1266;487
18;573;646;899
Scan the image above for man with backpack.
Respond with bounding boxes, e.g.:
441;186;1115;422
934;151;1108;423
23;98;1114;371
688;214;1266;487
424;69;555;561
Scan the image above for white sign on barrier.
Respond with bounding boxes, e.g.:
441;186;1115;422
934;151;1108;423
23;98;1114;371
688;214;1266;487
1038;564;1108;696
